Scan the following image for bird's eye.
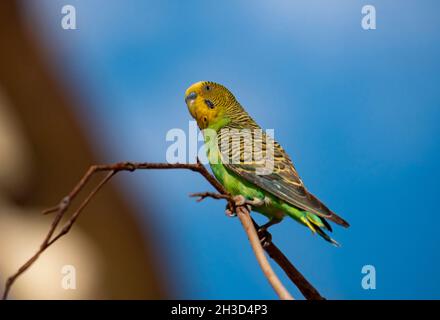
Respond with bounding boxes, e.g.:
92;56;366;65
205;85;211;91
204;99;215;109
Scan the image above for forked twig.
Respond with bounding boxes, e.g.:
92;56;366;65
1;161;324;300
190;192;324;300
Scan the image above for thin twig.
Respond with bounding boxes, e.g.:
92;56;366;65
191;192;293;299
192;192;325;300
190;192;232;202
1;161;323;300
235;206;293;299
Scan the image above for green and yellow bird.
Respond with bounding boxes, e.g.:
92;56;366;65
185;81;349;245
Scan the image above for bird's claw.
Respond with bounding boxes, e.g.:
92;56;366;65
225;206;237;217
257;228;272;248
232;195;246;206
232;195;262;212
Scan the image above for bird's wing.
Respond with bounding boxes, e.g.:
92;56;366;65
217;129;349;227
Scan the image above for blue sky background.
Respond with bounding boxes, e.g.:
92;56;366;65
22;0;440;299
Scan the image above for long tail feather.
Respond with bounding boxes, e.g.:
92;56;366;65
315;225;340;247
304;212;340;246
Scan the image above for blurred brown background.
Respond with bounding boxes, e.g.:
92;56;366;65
0;0;166;299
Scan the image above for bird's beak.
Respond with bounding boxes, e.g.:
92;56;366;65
185;91;198;119
185;91;197;105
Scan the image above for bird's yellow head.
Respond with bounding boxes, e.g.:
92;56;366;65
184;81;236;130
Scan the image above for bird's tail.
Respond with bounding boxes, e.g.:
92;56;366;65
301;212;340;246
285;206;340;246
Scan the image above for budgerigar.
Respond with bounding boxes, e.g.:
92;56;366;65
184;81;349;245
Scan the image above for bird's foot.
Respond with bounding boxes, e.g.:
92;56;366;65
257;227;272;248
246;197;265;207
225;204;237;217
225;195;256;216
232;195;265;212
231;195;251;212
232;195;246;206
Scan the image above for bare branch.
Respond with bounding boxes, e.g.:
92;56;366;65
235;205;293;300
1;161;324;300
190;192;231;202
192;192;325;300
